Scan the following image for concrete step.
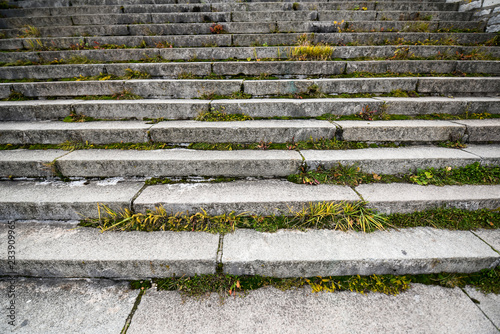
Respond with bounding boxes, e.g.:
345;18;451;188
2;45;499;64
1;180;499;219
1;120;499;145
1;32;495;50
6;0;461;9
2;60;499;81
1;60;498;80
0;279;498;334
0;20;485;38
2;145;499;178
0;2;460;17
0;224;498;280
0;11;471;28
2;77;499;99
1;97;499;122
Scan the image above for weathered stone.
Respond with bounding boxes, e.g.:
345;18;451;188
124;79;242;98
335;120;466;142
461;144;500;166
455;119;500;142
127;285;498;334
301;146;480;174
134;180;359;216
0;150;68;177
417;77;500;94
358;184;500;214
463;286;500;330
57;149;301;177
149;120;336;143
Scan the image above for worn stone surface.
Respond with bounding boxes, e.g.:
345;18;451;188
212;61;345;76
0;150;68;177
135;180;359;215
0;100;73;121
0;121;151;144
124;79;242;98
417;77;500;94
464;287;500;330
222;228;499;277
11;80;125;97
0;181;143;220
128;284;498;334
335;120;466;142
301;146;480;174
149;120;336;143
314;77;418;94
376;97;469;115
0;224;218;278
211;98;383;117
454;119;500;142
57;149;302;177
0;278;138;334
473;229;500;254
357;184;500;214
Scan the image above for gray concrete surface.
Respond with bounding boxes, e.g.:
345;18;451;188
473;229;500;254
461;145;500;165
0;150;68;177
128;284;498;334
56;149;302;177
0;180;143;220
357;184;500;214
0;121;151;144
335;120;466;142
0;224;218;278
222;228;499;277
149;120;336;143
464;286;500;329
0;278;138;334
301;146;481;174
134;180;359;215
455;119;500;143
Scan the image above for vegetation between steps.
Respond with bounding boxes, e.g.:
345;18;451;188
288;162;500;187
129;267;500;299
79;202;500;234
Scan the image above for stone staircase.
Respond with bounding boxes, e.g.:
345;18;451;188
0;0;499;282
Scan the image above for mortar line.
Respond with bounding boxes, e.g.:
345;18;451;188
460;287;500;332
120;287;147;334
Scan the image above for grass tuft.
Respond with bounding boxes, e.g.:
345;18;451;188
195;107;253;121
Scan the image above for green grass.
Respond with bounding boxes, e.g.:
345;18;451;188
195;107;253;121
130;267;500;299
288;162;500;187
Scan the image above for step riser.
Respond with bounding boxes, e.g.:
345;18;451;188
2;98;499;121
2;78;499;99
2;33;495;51
2;46;499;64
2;61;499;81
0;11;472;28
0;3;459;17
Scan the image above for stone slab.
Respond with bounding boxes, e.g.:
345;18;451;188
454;119;500;143
473;229;500;254
127;284;498;334
0;100;73;121
134;180;360;216
357;184;500;214
0;181;143;220
0;121;151;145
222;228;499;277
464;286;500;329
461;145;500;166
212;61;345;77
314;77;418;94
211;98;383;117
0;150;68;177
149;120;336;143
0;84;11;99
124;79;243;99
334;120;466;142
11;80;125;97
301;146;481;174
376;97;469;115
0;224;218;278
0;278;138;334
417;77;500;94
57;149;302;177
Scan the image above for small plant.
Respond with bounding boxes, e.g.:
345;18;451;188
290;44;334;61
178;72;197;79
210;23;225;34
402;22;430;33
195;107;253;122
333;20;345;33
18;25;40;38
62;112;96;122
256;140;271;150
355;105;389;121
123;68;151;80
292;2;299;10
2;91;29;101
155;41;173;48
0;1;18;9
388;47;415;60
